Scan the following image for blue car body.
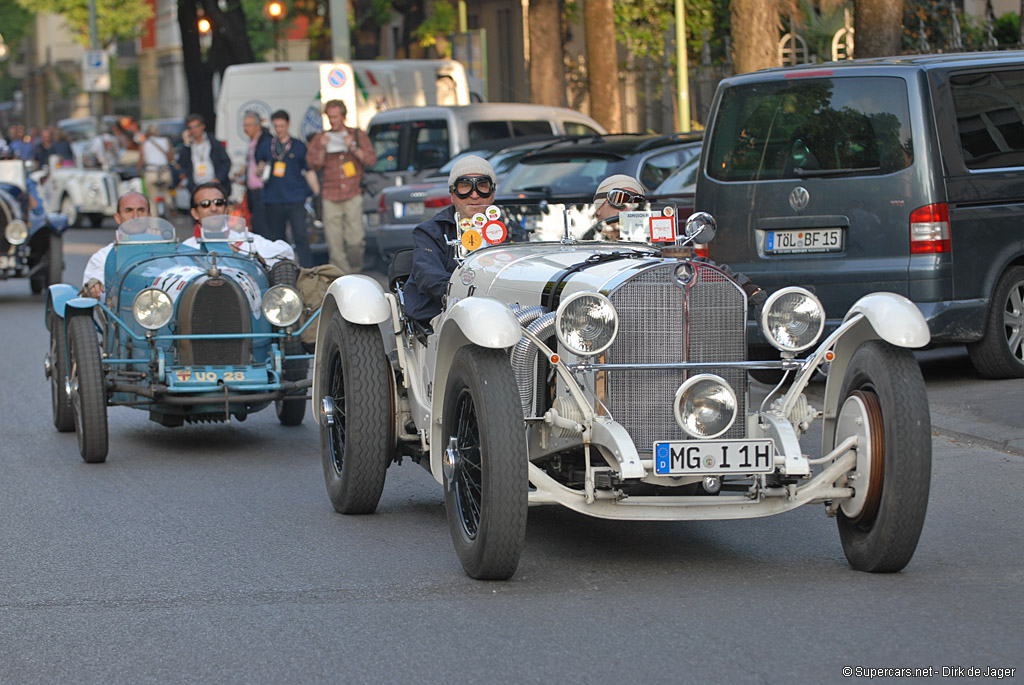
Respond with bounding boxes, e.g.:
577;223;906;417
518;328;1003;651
45;217;317;463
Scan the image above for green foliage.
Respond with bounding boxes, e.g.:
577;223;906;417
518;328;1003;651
788;0;850;60
904;0;1020;51
109;57;138;100
241;0;278;59
412;0;456;52
606;0;731;66
14;0;152;47
993;12;1020;46
0;0;36;48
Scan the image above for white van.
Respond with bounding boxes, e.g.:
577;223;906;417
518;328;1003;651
214;59;474;176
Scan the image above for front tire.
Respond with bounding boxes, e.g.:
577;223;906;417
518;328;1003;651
834;341;931;573
442;346;528;580
48;313;74;432
319;314;393;514
967;265;1024;378
68;315;108;463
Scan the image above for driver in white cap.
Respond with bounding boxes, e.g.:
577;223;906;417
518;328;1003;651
583;174;647;241
402;154;497;327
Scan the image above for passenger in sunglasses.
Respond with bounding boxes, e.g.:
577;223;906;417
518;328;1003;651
583;174;647;241
181;182;295;266
402;155;497;328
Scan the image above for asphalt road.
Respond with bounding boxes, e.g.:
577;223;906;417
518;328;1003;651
1;225;1021;683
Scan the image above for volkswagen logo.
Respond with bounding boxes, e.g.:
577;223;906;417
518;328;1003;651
789;186;810;212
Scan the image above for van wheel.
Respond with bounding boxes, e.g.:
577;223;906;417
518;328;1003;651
967;266;1024;379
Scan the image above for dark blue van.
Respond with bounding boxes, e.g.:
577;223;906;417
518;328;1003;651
697;52;1024;378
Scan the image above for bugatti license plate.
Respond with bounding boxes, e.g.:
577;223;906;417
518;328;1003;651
654;439;775;475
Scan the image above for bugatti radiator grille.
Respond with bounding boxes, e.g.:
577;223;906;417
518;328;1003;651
604;262;747;454
177;277;252;366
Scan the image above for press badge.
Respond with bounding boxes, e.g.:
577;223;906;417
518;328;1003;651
273;161;287;177
342;161;357;177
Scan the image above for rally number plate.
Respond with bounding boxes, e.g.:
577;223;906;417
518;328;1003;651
766;228;842;254
654;439;775;475
0;255;18;269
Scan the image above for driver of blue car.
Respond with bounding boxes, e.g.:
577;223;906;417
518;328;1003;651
81;191;151;299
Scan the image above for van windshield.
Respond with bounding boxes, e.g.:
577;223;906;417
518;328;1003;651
706;76;913;182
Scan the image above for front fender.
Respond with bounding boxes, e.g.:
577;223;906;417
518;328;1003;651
842;292;930;349
46;283;86;321
325;274;390;325
428;297;522;476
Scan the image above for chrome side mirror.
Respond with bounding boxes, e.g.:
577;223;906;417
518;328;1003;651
684;212;716;244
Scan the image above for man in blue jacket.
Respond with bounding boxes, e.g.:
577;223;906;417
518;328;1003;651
403;155;496;327
256;110;312;267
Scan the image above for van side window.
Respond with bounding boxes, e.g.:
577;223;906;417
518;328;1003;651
951;70;1024;170
706;77;914;182
564;122;601;137
468;121;513;145
368;123;402;172
409;120;450;170
510;121;553;136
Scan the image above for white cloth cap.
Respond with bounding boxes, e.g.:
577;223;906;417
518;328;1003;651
448;155;496;186
594;174;644;200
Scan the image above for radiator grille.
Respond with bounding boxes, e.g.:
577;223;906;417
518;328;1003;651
604;262;747;454
180;277;251;366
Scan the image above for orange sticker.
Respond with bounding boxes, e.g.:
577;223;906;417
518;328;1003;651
461;229;483;251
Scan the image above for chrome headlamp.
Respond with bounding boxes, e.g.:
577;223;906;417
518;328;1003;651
132;288;173;330
555;291;618;357
761;286;825;352
262;285;303;327
4;219;28;246
673;374;738;439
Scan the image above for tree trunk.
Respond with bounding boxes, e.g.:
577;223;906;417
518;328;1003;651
730;0;780;75
854;0;902;58
529;0;568;107
584;0;621;132
178;0;215;127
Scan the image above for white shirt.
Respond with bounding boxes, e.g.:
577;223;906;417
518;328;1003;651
82;243;113;289
189;136;214;184
141;136;172;168
182;232;295;267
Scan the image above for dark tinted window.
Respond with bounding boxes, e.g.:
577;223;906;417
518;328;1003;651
468;121;512;145
639;150;685;190
564;122;601;137
951;69;1024;169
707;76;914;182
368;122;402;172
409;120;450;170
500;156;617;194
510;120;553;136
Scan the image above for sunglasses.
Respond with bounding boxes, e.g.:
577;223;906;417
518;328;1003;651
596;188;646;209
451;175;495;199
196;198;227;208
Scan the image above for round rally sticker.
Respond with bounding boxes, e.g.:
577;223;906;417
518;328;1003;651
482;220;508;245
472;213;487;228
459;217;473;231
461;229;483;251
485;205;501;221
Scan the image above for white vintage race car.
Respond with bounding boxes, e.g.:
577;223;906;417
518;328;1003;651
32;164;140;228
312;207;932;580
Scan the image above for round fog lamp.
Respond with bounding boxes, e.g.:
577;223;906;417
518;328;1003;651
263;285;302;327
674;374;737;439
555;291;618;357
761;286;825;352
5;219;28;246
133;288;173;330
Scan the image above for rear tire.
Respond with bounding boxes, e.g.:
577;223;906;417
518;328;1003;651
967;265;1024;378
834;341;931;573
319;314;393;514
271;260;307;426
49;313;74;432
47;232;64;287
68;315;108;463
442;346;528;580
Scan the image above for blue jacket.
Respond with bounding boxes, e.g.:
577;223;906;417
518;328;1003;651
403;205;459;325
256;136;310;204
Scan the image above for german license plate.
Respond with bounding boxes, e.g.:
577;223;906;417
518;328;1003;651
766;228;842;254
394;201;423;219
0;255;17;269
654;439;775;475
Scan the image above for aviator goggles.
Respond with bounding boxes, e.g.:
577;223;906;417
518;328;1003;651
450;175;495;199
595;188;646;209
196;198;228;208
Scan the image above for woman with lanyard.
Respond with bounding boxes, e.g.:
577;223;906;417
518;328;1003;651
256;109;312;267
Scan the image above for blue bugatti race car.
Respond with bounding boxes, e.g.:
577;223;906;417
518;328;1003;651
45;215;318;463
